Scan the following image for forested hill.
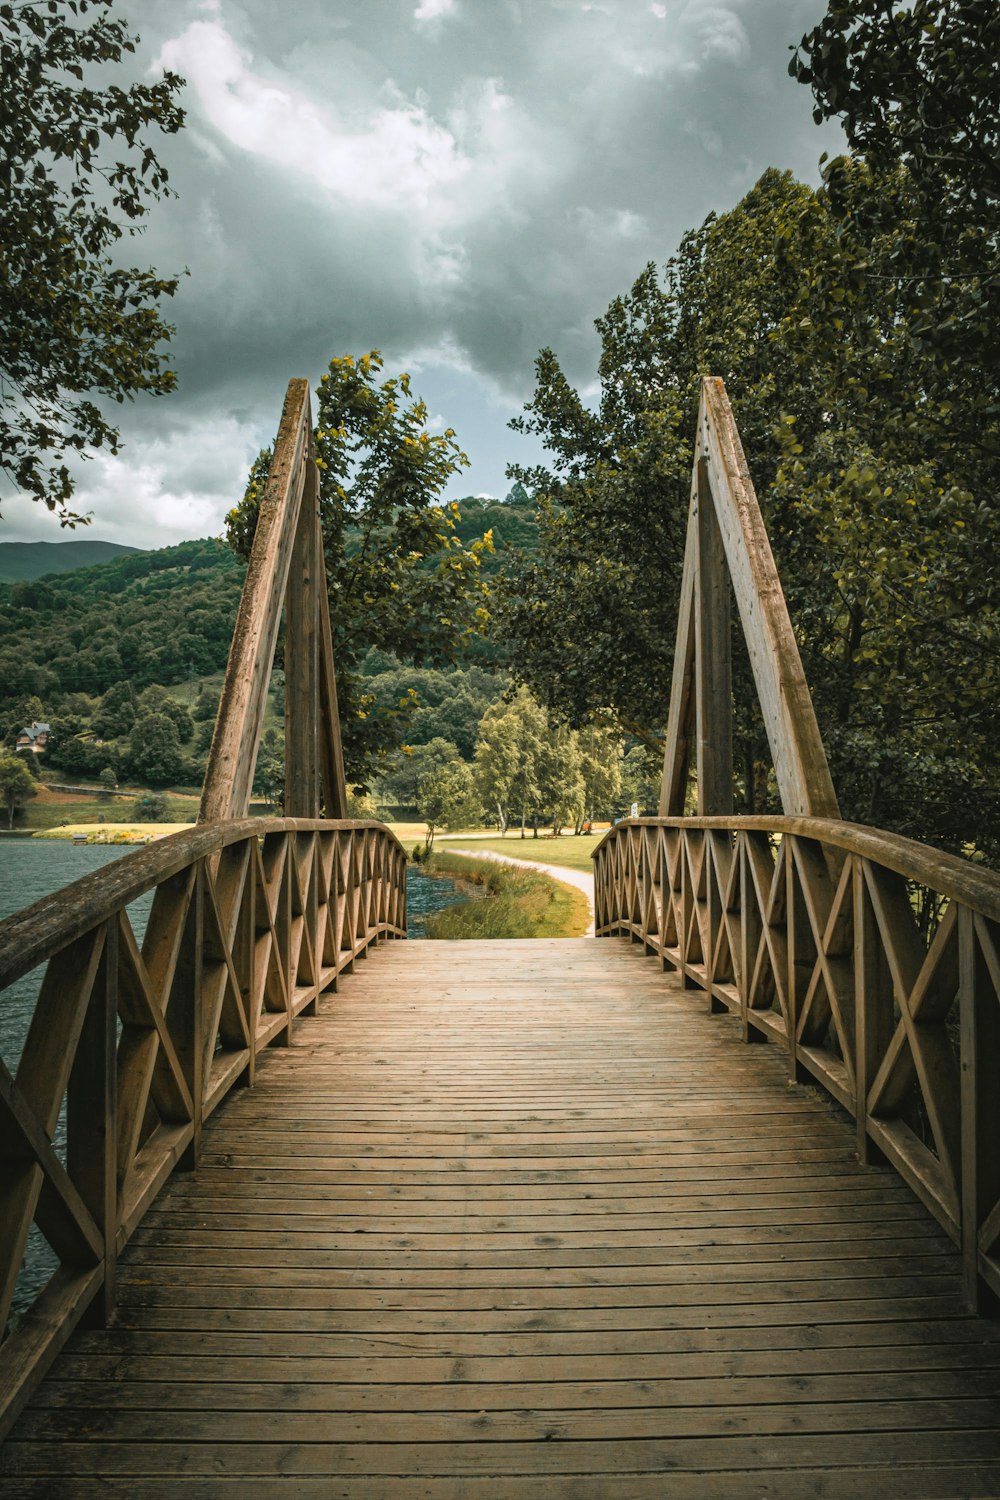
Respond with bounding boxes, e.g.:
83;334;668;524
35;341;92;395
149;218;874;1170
0;539;142;582
0;538;245;704
0;490;536;737
452;490;537;572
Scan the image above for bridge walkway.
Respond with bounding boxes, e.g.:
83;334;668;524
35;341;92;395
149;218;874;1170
3;937;1000;1497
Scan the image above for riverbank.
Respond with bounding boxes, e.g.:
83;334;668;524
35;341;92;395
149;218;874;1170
421;850;590;939
443;845;596;936
25;822;193;844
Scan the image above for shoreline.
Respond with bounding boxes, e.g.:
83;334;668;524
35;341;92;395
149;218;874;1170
443;846;596;937
10;822;195;844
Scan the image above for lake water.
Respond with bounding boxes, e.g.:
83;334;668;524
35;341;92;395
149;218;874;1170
0;836;461;1324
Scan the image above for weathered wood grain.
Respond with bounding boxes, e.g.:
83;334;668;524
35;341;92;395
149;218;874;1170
594;816;1000;1308
0;820;405;1443
4;939;1000;1496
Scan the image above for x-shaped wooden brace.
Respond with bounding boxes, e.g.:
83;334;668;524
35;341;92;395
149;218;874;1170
865;861;961;1206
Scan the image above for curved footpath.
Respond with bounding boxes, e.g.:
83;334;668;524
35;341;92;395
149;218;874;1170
444;846;595;937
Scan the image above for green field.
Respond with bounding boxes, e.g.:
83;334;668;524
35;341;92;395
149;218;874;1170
11;782;200;834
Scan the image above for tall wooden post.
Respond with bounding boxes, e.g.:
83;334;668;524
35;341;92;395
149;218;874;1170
694;457;733;815
284;457;320;818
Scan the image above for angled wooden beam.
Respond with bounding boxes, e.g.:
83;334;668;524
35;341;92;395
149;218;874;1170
695;375;845;822
200;379;312;824
200;381;350;825
660;378;839;819
698;377;839;820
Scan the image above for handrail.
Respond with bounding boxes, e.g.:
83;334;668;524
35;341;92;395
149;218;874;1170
594;816;1000;1312
594;815;1000;922
0;817;406;1438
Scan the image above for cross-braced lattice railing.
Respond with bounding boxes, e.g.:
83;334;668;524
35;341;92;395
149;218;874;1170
594;816;1000;1310
0;817;406;1437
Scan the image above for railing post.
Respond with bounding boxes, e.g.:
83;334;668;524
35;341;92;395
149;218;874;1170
278;835;294;1036
67;917;118;1323
173;864;205;1170
303;834;320;1014
854;856;892;1166
785;836;812;1076
705;832;724;1011
959;906;1000;1311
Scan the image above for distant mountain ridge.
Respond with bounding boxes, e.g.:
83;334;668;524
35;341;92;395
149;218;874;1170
0;539;143;582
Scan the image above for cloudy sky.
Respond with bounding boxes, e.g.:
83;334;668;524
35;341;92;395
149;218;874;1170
6;0;841;547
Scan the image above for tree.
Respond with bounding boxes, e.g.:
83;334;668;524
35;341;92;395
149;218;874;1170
781;1;1000;853
497;170;832;750
499;157;1000;857
226;352;491;786
139;685;193;743
93;679;138;738
473;686;548;838
98;764;118;796
132;790;167;822
378;736;463;813
536;720;584;838
128;711;182;786
786;3;1000;550
0;0;185;522
0;751;36;828
191;685;218;722
792;1;1000;251
252;727;284;809
417;760;480;850
619;745;662;820
577;724;624;831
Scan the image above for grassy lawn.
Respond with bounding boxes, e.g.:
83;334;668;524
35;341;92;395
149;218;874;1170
423;851;590;938
438;831;606;873
14;782;199;836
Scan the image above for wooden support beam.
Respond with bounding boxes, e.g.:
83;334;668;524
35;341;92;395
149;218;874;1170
694;455;733;815
284;456;320;819
659;489;697;817
698;378;839;819
317;511;349;820
200;380;311;824
199;380;350;826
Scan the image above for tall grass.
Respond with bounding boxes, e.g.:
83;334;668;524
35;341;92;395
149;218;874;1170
422;851;589;939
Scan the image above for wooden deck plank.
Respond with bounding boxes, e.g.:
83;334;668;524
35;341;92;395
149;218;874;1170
3;936;1000;1496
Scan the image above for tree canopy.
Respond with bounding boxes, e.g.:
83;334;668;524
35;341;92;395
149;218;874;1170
0;0;185;522
0;751;37;828
498;140;1000;856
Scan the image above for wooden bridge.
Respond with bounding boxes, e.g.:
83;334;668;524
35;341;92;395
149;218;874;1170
2;381;1000;1496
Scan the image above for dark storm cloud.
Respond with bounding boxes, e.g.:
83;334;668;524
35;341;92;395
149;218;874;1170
6;0;840;543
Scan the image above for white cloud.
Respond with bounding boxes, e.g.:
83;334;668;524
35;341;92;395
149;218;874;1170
573;206;647;241
681;2;750;67
156;22;469;212
414;0;456;17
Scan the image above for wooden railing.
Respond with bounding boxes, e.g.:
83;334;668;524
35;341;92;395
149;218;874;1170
594;816;1000;1310
0;817;406;1437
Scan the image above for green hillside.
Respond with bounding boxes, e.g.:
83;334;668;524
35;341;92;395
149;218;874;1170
0;539;142;582
0;537;245;708
452;491;538;574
